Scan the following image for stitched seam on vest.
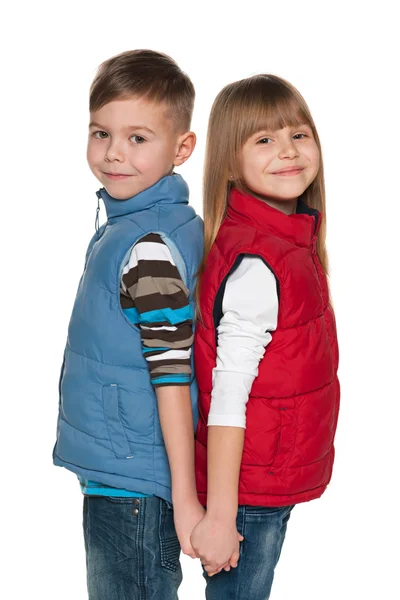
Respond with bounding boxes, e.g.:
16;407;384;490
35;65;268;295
240;448;333;471
67;345;148;371
121;216;147;235
278;310;326;330
119;422;157;442
58;414;110;441
237;481;328;496
200;377;336;400
167;212;199;236
284;448;333;469
273;299;331;330
227;214;311;249
249;377;336;400
96;283;117;294
58;415;166;448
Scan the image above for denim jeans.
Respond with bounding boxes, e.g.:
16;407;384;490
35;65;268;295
204;504;294;600
83;495;182;600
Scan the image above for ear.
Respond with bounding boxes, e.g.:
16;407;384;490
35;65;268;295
173;131;196;166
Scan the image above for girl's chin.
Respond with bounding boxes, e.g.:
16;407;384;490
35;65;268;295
253;191;302;202
256;184;308;200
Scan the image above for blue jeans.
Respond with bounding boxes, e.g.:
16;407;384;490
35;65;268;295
83;495;182;600
204;505;294;600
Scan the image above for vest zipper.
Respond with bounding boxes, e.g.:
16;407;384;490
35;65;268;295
95;191;101;238
94;191;108;242
83;192;107;272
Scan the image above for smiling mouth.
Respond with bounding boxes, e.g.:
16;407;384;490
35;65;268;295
272;167;304;176
103;172;133;180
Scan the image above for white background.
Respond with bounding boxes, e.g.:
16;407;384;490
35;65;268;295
2;0;399;598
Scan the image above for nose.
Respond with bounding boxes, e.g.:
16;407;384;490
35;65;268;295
278;139;299;160
105;138;125;162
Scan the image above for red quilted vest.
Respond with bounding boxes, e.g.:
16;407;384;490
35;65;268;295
195;188;340;507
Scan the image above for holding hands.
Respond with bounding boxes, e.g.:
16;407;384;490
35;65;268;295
191;513;244;576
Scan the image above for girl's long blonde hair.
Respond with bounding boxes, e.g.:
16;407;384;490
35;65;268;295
197;74;329;308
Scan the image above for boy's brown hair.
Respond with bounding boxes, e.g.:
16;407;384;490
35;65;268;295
89;49;195;132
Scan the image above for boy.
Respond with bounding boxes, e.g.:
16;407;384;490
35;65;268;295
53;50;204;599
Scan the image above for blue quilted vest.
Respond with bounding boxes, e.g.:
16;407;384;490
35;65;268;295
53;174;204;502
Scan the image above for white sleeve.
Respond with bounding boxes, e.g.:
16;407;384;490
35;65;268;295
208;256;279;429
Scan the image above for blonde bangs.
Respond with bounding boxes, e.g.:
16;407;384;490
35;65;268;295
233;80;312;150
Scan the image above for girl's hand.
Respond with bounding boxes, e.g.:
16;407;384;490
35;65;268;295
173;497;205;558
190;513;244;575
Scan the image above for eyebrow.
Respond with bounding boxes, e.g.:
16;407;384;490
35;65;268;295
89;121;155;134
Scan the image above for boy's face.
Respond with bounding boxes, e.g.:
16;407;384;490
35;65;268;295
87;96;192;199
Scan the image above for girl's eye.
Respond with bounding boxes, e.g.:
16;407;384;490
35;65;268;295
131;135;145;144
293;133;307;140
258;137;272;144
93;131;108;139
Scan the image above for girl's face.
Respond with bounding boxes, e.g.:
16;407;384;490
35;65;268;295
239;124;320;205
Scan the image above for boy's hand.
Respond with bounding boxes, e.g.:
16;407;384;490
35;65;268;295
173;497;205;558
190;513;244;575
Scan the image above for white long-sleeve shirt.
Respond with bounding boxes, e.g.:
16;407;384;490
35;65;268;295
208;256;279;429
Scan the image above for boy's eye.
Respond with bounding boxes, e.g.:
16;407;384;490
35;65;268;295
131;135;146;144
93;131;108;139
257;137;272;144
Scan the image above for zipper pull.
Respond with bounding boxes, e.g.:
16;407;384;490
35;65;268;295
95;191;101;237
311;235;317;254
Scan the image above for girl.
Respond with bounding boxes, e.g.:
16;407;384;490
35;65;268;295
191;75;340;599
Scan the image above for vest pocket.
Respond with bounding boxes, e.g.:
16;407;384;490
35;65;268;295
58;351;66;411
269;406;297;470
102;384;133;459
243;398;296;469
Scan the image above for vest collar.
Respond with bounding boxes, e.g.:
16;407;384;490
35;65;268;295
227;187;320;248
97;173;189;220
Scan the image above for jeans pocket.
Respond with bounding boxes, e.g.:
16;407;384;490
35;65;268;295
102;384;133;459
159;499;181;572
